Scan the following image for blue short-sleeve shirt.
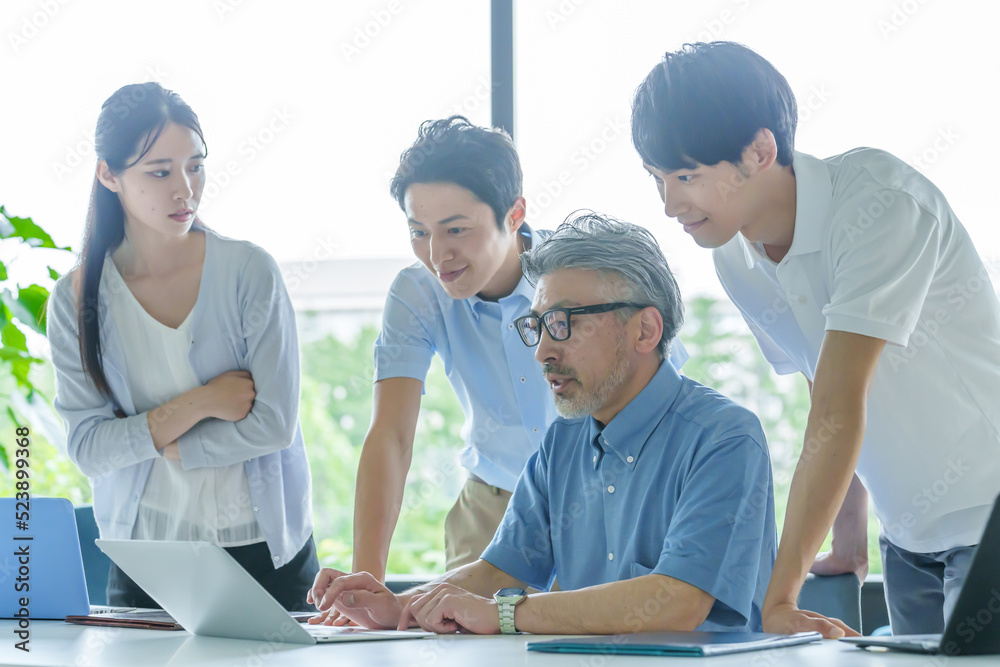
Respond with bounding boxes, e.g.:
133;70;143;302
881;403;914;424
373;228;689;491
481;361;776;631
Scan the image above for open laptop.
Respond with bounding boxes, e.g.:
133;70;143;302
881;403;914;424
0;497;91;619
0;497;186;626
96;539;432;644
841;494;1000;656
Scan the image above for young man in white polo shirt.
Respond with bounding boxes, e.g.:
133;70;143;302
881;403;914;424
631;41;1000;639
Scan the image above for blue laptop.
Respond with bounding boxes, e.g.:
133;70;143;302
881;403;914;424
0;497;91;619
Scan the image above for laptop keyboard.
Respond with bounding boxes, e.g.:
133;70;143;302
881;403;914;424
306;626;383;637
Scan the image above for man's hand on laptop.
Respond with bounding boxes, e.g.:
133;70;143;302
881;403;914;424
307;569;402;629
398;583;499;634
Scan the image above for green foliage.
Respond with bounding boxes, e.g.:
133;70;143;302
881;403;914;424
0;206;70;250
0;360;91;501
300;323;465;575
1;207;74;475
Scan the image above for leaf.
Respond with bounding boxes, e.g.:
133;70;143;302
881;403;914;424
0;206;69;250
0;321;28;352
1;354;33;390
0;343;41;394
1;290;36;334
0;346;43;395
0;260;7;281
0;330;42;359
15;284;49;334
48;266;60;281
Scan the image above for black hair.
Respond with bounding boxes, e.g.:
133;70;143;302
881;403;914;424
76;82;207;397
389;116;523;230
631;41;797;171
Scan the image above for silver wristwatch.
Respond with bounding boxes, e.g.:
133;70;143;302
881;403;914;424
494;587;527;634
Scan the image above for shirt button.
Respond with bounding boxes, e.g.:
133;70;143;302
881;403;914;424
608;552;614;561
608;485;615;494
253;506;259;512
273;556;280;562
520;376;526;383
626;456;634;463
796;295;807;304
508;323;514;329
533;427;539;432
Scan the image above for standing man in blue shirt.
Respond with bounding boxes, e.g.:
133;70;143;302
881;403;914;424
310;213;774;635
355;116;688;581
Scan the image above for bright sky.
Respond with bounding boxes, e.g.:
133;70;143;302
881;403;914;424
3;0;999;301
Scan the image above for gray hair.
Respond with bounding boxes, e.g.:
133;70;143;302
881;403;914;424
520;211;684;359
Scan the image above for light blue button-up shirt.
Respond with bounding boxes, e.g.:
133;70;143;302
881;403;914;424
48;228;312;567
481;361;776;632
374;229;689;491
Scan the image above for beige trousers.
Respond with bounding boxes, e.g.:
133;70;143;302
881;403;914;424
444;478;512;571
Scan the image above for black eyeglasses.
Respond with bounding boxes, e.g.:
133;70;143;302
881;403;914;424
514;302;649;347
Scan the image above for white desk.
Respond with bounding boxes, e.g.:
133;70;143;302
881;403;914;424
1;620;988;666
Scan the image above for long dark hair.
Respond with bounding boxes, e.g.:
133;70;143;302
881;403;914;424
77;82;207;397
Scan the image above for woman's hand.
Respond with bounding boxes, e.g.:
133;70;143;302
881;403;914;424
202;370;256;421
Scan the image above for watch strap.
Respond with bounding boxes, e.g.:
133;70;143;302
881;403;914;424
498;599;518;634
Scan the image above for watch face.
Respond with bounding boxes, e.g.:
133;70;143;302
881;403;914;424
496;588;527;597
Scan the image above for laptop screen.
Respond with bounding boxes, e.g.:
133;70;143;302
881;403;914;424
0;497;91;619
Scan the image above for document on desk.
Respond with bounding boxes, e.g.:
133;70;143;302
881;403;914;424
65;609;184;631
527;631;823;656
65;609;316;632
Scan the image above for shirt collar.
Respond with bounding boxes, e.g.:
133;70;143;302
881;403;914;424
467;227;537;320
737;150;832;270
586;360;685;471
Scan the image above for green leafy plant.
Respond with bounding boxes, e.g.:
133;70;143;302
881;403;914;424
0;205;72;468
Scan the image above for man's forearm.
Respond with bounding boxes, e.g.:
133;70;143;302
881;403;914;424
398;559;522;610
515;575;712;635
352;436;412;581
830;474;868;565
764;403;866;612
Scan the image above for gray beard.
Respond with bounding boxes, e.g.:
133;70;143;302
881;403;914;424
553;339;630;419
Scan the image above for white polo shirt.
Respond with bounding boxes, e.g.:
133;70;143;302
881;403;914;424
714;148;1000;554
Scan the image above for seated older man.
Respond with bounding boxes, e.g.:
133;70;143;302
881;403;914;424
308;212;776;635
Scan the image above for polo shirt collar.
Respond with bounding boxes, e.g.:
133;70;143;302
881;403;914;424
467;227;538;320
587;360;684;471
737;150;832;269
